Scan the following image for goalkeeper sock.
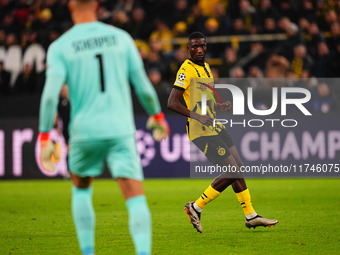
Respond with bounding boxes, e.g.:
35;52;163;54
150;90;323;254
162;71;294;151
72;186;95;255
195;185;221;210
235;188;257;219
126;195;152;255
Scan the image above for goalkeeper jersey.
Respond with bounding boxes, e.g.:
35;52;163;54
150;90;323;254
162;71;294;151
173;59;224;140
39;21;160;141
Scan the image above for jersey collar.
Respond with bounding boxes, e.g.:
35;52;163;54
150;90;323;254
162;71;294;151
189;58;205;67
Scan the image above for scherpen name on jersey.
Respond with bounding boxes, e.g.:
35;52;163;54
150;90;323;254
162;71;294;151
200;85;312;128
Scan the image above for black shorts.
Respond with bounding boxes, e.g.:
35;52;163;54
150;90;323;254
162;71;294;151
192;129;235;164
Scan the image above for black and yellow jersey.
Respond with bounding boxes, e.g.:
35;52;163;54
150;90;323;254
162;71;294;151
173;59;224;140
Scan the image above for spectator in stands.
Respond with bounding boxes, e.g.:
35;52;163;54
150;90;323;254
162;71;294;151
19;31;30;50
310;83;336;113
48;29;60;45
14;63;35;94
262;17;279;50
5;33;17;46
28;31;38;45
247;66;264;89
198;0;222;16
314;41;331;77
324;10;338;31
147;68;170;95
327;39;340;77
298;18;310;33
187;4;207;34
237;42;267;72
212;2;232;35
211;67;219;79
291;44;313;78
258;0;279;27
112;0;134;14
0;61;11;95
315;0;328;30
265;54;290;78
277;0;298;22
169;47;187;81
0;29;6;46
263;17;278;34
277;17;304;59
306;22;325;59
171;0;190;26
0;0;15;21
238;0;258;32
111;10;129;30
230;66;245;78
328;22;340;52
97;5;111;23
219;47;239;77
148;37;170;74
301;0;316;22
13;0;30;26
203;18;222;57
135;39;150;65
127;7;150;40
2;14;19;34
36;7;54;49
149;20;174;54
173;21;188;38
145;42;170;80
232;18;247;35
35;59;46;95
248;66;264;78
53;0;71;31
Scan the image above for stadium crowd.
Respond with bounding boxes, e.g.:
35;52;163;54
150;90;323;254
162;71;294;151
0;0;340;113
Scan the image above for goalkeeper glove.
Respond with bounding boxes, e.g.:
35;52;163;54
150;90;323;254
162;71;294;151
39;132;60;172
146;112;170;141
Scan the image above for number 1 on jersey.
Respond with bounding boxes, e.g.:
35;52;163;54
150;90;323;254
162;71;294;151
95;54;105;92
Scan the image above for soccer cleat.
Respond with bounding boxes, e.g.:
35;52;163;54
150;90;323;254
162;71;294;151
184;202;203;233
245;215;278;229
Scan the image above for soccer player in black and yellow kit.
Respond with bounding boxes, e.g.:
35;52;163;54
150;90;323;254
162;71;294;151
167;32;278;233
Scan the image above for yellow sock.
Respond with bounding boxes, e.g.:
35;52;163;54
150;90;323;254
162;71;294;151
195;185;221;209
235;189;255;216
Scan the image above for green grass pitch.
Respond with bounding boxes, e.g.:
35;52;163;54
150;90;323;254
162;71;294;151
0;178;339;254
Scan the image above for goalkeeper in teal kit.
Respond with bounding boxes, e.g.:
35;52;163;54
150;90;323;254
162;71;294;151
38;1;170;254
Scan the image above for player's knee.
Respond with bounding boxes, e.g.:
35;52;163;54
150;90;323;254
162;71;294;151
71;174;92;188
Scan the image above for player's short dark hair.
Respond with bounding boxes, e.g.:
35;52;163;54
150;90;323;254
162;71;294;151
188;32;206;43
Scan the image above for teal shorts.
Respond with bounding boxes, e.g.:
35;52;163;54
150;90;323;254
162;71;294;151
69;136;143;181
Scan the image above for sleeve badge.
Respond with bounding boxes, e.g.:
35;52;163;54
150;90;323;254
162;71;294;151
178;73;186;81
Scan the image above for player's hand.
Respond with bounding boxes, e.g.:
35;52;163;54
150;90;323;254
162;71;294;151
39;133;60;172
146;112;170;141
198;115;214;126
219;101;232;112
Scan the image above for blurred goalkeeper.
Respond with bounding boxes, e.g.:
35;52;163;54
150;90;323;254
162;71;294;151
38;0;169;255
